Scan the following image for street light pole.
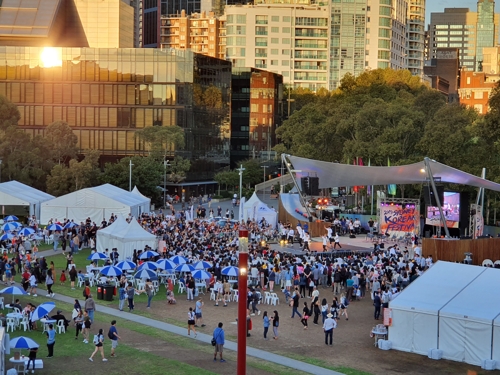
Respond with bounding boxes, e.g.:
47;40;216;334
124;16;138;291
0;159;3;183
129;159;134;192
164;160;169;208
237;164;245;201
261;165;268;201
237;227;249;375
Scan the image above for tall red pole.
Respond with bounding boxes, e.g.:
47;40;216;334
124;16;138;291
237;228;249;375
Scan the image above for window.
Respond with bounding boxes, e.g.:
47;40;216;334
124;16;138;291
282;60;289;66
271;27;279;33
271;16;279;22
271;60;278;66
474;104;483;113
283;16;290;22
271;38;279;44
282;27;290;34
236;15;246;24
282;49;290;56
256;15;268;24
475;91;484;99
282;38;290;44
271;49;278;55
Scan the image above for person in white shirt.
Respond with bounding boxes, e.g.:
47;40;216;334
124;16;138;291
333;234;342;249
323;313;337;345
214;280;223;306
322;235;328;251
287;228;295;245
296;225;303;246
303;232;310;251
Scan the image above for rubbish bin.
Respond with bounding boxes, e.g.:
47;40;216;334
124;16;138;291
103;284;115;301
97;285;104;300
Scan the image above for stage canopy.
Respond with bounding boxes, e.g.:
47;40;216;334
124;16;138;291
288;155;500;192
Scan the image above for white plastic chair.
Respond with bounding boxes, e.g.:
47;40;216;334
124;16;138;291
13;307;21;314
178;282;186;294
264;291;271;305
152;280;159;294
210;290;216;301
77;277;85;288
6;317;15;332
482;259;494;267
495;260;500;267
232;289;239;302
270;293;279;306
56;319;66;334
0;296;4;310
19;316;29;332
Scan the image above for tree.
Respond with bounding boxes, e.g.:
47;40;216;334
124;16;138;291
241;159;264;187
0;95;20;131
167;156;191;183
214;170;239;191
135;126;185;159
45;121;78;164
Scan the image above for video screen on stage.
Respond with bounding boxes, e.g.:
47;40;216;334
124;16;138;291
425;191;460;228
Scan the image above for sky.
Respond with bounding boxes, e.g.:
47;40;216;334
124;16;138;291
426;0;500;21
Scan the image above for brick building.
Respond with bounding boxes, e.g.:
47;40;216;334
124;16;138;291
459;70;500;114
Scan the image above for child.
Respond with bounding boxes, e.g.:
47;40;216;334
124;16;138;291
167;290;176;304
60;270;66;285
26;346;38;373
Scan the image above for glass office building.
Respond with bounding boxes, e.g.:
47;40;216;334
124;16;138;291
0;46;231;168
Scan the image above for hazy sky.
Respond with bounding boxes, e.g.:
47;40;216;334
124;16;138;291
426;0;500;21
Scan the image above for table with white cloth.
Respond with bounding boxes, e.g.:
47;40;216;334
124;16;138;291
371;326;388;346
9;357;26;374
40;318;57;334
195;282;206;295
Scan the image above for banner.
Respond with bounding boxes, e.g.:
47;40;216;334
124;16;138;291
239;197;246;222
379;204;420;236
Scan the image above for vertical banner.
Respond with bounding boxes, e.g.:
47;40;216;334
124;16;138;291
239;197;246;222
472;204;484;238
383;308;392;327
379;204;420;236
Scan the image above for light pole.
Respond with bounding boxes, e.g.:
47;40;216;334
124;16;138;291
237;164;245;201
237;226;249;375
163;160;169;208
129;159;134;192
261;165;268;201
0;159;3;183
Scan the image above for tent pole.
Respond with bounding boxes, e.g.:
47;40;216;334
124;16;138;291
282;154;312;219
370;186;374;216
424;158;450;238
480;168;486;219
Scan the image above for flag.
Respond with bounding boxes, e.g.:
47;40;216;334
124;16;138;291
367;159;371;196
388;158;397;196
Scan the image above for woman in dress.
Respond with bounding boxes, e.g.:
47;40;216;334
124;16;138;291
339;293;349;321
301;301;310;330
271;310;279;340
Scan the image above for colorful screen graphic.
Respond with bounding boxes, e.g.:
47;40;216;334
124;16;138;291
425;192;460;228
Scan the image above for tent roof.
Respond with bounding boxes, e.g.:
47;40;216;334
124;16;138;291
97;215;129;236
245;192;261;207
131;186;148;199
109;219;156;241
0;181;54;205
90;184;149;207
440;268;500;323
390;261;486;315
288;155;500;192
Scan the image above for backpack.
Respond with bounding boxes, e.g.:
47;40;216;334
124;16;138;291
382;293;390;304
344;297;349;306
322;267;328;276
93;334;100;344
108;328;114;340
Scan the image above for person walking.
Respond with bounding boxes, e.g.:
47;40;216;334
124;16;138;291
126;282;135;312
212;322;225;362
333;233;342;249
321;298;329;324
195;297;206;327
118;283;126;311
340;293;349;321
262;311;270;340
45;269;55;298
28;273;37;297
82;310;91;344
323;313;337;345
74;310;84;340
89;328;108;362
108;320;120;357
373;291;382;320
145;279;154;308
46;323;55;358
85;294;96;322
271;310;279;340
301;301;310;330
187;307;197;338
290;290;302;319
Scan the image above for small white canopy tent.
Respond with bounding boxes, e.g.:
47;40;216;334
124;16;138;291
96;216;129;254
131;186;147;199
243;192;277;227
439;268;500;366
0;181;54;220
389;261;486;355
40;184;150;225
107;219;157;261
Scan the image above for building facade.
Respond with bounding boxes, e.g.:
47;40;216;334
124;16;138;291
459;69;500;114
407;0;426;77
160;11;226;60
424;48;460;101
428;3;499;70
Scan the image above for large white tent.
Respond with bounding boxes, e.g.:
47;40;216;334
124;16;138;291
389;261;485;355
40;184;150;225
243;192;277;227
108;219;157;260
493;315;500;369
0;181;54;219
96;215;129;253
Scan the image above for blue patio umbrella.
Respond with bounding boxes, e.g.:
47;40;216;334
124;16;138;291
134;268;156;279
10;336;39;350
2;222;20;231
47;223;63;231
0;285;27;303
100;265;122;277
30;302;56;322
193;261;212;270
175;264;195;273
4;215;18;222
137;262;158;271
155;259;176;271
87;252;108;261
221;266;239;277
139;250;159;260
169;255;187;265
64;222;78;229
115;260;136;270
0;233;14;241
191;269;211;280
18;227;35;236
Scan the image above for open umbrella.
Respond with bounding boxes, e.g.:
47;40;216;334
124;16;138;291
10;336;39;350
137;262;158;271
221;266;239;277
0;233;14;241
18;227;35;236
4;215;18;222
64;222;78;229
139;250;159;260
30;302;56;322
47;224;63;231
87;252;108;261
134;268;156;279
155;259;176;271
193;261;212;270
100;265;122;277
0;286;27;303
170;255;187;265
116;260;136;270
175;264;195;273
192;269;211;280
2;222;20;231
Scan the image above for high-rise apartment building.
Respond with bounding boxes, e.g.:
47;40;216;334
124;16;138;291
428;3;499;70
407;0;426;77
159;11;226;60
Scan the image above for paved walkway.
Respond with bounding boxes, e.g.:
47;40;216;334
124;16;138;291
33;283;342;375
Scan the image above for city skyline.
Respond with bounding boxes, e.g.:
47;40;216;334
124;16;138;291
426;0;499;21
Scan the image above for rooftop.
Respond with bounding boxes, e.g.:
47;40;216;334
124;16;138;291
0;0;60;38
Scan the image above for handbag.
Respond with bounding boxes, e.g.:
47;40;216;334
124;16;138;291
212;330;221;346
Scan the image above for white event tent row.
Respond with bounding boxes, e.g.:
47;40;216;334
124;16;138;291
0;181;54;219
389;261;500;368
96;215;157;260
243;192;277;228
40;184;150;225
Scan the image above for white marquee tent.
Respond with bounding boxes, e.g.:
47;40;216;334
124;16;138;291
40;184;150;225
97;218;157;260
389;261;485;355
243;192;277;227
0;181;54;219
493;315;500;369
96;215;129;253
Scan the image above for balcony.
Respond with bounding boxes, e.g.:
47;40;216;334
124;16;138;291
255;31;268;35
255;64;267;69
295;31;328;38
294;65;327;70
255;53;267;57
295;53;328;59
255;42;267;46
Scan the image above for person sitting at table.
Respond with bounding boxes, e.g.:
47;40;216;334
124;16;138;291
11;299;22;312
51;310;70;330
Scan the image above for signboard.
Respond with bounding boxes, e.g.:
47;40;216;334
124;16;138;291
379;204;420;236
437;50;458;60
383;308;392;327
